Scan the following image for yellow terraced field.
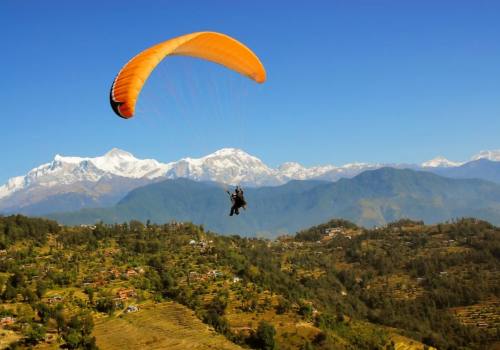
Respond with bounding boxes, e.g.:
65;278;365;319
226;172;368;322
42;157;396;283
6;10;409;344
391;334;436;350
93;301;243;350
0;329;21;350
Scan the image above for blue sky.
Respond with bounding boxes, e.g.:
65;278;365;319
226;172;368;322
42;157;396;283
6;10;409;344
1;0;499;184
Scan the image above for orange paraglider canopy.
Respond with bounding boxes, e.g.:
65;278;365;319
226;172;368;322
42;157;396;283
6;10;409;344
110;31;266;119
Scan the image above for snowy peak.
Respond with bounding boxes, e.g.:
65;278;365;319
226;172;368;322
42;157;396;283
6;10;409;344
53;148;135;164
471;150;500;162
422;156;463;168
0;149;170;200
0;176;25;200
200;148;267;167
54;154;84;164
278;162;306;172
277;162;336;180
104;148;135;158
167;148;276;186
207;148;252;158
91;149;166;178
423;149;500;167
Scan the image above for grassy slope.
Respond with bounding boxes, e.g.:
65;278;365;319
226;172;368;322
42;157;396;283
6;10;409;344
93;301;243;350
0;330;21;349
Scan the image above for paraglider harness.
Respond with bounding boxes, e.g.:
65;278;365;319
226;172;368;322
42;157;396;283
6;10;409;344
227;186;247;216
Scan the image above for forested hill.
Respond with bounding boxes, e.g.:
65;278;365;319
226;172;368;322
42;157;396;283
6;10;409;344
50;168;500;235
0;215;499;349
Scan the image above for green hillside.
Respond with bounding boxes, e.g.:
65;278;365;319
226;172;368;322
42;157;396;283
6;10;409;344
1;215;499;349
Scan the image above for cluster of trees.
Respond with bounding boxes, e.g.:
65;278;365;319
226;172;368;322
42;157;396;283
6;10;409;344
0;215;59;248
2;302;97;349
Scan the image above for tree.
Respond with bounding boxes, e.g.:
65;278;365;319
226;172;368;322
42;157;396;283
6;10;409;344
299;302;313;319
35;281;48;298
62;311;96;349
95;297;116;314
55;309;66;335
276;296;291;314
22;288;38;304
2;283;17;301
36;303;51;324
84;287;95;305
25;323;46;345
300;341;314;350
9;270;26;289
251;321;276;350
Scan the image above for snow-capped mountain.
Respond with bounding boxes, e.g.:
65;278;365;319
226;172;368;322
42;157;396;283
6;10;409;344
420;150;500;168
0;148;169;200
277;162;336;181
471;150;500;162
0;147;381;214
421;156;463;168
0;147;370;204
1;147;500;215
163;148;279;186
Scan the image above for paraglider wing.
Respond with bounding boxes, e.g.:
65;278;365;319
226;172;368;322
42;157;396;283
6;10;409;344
110;31;266;118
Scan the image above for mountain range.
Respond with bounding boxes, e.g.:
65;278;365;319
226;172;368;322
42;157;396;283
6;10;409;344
49;168;500;236
1;147;500;217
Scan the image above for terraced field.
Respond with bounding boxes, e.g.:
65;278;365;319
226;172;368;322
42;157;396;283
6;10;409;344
0;329;21;349
368;274;425;300
450;298;500;331
93;302;243;350
390;334;436;350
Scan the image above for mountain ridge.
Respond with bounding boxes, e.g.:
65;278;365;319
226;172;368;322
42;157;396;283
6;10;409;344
49;167;500;236
2;148;500;215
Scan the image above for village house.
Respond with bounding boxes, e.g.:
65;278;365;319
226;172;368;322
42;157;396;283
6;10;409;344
79;224;96;230
109;268;121;279
0;316;15;326
325;227;344;237
47;295;64;304
116;288;136;300
94;279;106;287
125;305;139;313
189;271;204;282
125;269;138;278
208;270;223;279
104;248;119;257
